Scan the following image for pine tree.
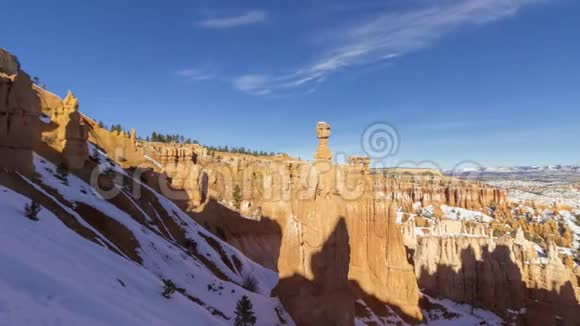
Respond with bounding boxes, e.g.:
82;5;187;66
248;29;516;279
162;279;176;298
56;163;69;185
234;295;256;326
24;200;41;221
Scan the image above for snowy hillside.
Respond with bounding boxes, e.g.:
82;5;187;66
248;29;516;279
449;165;580;174
446;165;580;182
0;151;292;326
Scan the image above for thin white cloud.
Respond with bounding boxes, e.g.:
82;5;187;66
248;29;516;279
176;68;215;81
199;10;268;29
234;0;543;95
232;74;271;95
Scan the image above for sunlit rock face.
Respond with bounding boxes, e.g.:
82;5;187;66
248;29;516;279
314;121;332;161
0;49;40;175
271;161;423;324
35;85;89;170
126;121;519;324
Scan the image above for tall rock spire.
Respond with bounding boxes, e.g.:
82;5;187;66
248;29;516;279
314;122;332;160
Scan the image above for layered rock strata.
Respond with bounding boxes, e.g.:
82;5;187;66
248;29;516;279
0;49;40;175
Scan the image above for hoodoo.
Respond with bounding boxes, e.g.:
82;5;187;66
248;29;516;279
314;122;332;161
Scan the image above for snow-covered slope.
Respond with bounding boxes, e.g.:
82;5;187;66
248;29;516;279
449;165;580;174
0;185;219;325
446;165;580;182
0;152;292;326
354;294;503;326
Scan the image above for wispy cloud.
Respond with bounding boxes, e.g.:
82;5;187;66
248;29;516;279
199;10;268;29
176;68;215;81
233;0;543;95
232;74;271;95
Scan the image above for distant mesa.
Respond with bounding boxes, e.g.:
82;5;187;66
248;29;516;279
376;167;443;178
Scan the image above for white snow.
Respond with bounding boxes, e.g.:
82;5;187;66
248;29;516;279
559;210;580;249
0;186;219;326
420;294;503;326
440;205;494;223
88;142;128;176
39;114;51;124
487;179;580;209
0;153;293;325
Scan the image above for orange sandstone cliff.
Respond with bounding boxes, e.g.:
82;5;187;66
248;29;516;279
0;49;41;175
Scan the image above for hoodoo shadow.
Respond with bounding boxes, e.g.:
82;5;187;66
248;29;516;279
417;243;580;326
191;199;283;272
273;217;423;325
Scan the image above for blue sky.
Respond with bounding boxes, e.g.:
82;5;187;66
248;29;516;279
2;0;579;169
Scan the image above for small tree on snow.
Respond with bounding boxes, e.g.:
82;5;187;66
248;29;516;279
162;279;176;298
24;200;41;221
234;295;256;326
56;163;69;185
241;274;258;293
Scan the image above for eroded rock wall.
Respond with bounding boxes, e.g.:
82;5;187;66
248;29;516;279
270;161;422;324
135;142;513;323
37;88;88;169
414;235;580;325
0;50;40;175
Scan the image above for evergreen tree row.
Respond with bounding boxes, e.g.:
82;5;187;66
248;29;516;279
97;120;124;134
148;132;198;144
109;123;124;133
98;124;281;157
206;145;278;157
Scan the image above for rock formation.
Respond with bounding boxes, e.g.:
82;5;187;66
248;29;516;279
94;121;517;323
0;49;40;175
415;235;580;325
36;87;89;169
273;161;423;324
314;122;332;160
348;155;370;172
137;123;513;325
158;145;205;207
7;46;577;325
59;91;89;169
0;49;20;75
